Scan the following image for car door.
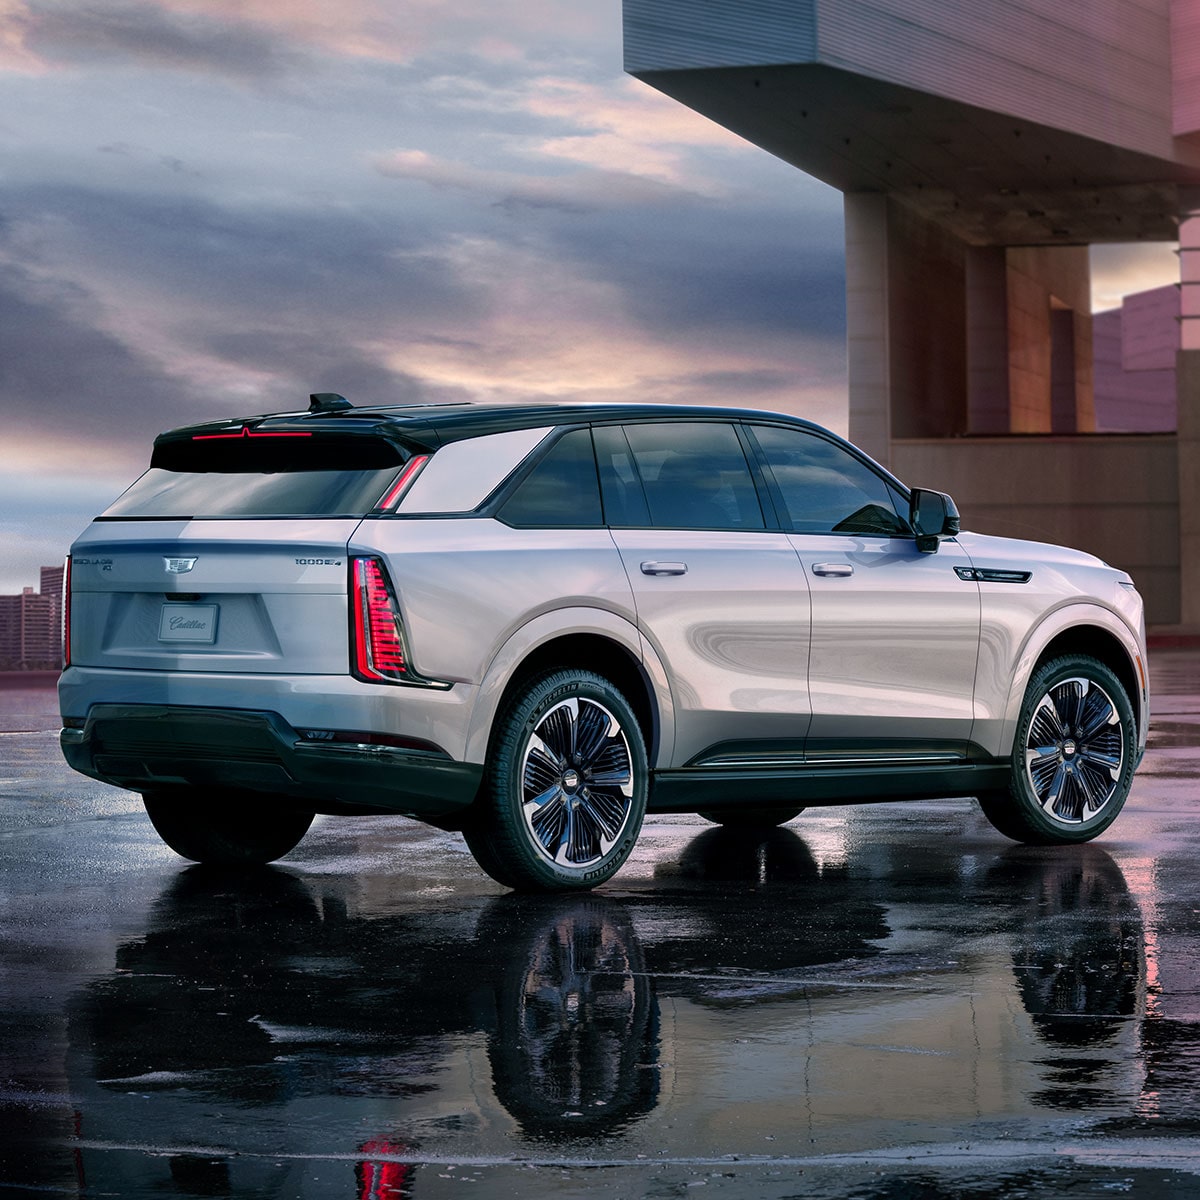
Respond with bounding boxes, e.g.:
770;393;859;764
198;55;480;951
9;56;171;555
595;421;812;769
746;422;981;760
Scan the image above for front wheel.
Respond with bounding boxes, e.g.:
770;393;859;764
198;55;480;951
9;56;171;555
143;788;315;865
466;670;649;892
977;654;1137;845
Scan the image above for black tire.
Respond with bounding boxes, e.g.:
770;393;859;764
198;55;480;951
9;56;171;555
142;788;315;866
697;806;804;828
977;654;1136;845
467;669;649;892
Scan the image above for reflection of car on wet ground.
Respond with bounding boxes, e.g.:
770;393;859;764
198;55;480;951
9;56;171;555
64;827;1150;1196
60;396;1149;889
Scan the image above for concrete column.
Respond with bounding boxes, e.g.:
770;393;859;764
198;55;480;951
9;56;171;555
1178;351;1200;625
965;246;1010;433
844;192;891;466
1049;306;1077;433
1178;194;1200;625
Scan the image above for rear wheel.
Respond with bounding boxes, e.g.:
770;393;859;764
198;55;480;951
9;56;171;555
467;669;648;892
697;806;804;828
977;654;1136;845
142;788;315;865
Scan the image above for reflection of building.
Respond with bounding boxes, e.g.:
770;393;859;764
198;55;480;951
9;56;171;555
623;0;1200;624
0;567;62;670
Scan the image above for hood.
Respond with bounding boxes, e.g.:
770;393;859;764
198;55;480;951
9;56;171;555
954;530;1114;574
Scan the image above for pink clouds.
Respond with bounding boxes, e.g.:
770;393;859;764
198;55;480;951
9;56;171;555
1;0;614;74
374;147;698;210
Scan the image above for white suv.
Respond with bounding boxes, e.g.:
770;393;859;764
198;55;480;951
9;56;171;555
59;396;1148;890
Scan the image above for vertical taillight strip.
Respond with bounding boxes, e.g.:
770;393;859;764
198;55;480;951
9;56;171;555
349;556;449;688
62;555;72;669
351;557;408;683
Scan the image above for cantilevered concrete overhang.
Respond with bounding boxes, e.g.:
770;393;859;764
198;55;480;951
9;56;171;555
625;0;1200;245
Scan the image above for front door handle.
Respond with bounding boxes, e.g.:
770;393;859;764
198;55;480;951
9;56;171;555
812;562;854;578
641;561;688;576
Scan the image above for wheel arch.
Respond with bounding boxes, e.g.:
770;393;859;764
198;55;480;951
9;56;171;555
1031;626;1142;728
998;605;1147;756
464;610;672;769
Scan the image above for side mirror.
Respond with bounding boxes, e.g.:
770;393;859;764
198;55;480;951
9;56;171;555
909;488;960;553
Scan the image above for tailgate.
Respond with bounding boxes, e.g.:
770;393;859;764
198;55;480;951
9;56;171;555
69;519;360;674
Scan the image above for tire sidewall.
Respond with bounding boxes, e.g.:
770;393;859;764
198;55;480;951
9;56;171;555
486;670;648;890
1009;654;1137;843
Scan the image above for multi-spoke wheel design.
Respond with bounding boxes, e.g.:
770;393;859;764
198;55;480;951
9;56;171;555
1024;677;1124;825
519;696;636;869
978;654;1137;845
464;670;649;891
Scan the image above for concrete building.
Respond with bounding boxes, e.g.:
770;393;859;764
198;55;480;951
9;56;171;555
0;571;64;670
624;0;1200;624
1094;284;1179;433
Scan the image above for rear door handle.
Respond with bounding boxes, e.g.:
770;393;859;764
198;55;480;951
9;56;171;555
641;561;688;576
812;562;853;577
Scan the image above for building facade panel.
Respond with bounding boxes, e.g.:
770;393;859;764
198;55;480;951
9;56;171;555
623;0;816;72
1171;0;1200;134
1093;309;1178;431
1122;284;1180;370
815;0;1173;160
891;435;1180;623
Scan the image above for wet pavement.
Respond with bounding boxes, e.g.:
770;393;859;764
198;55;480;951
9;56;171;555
2;655;1200;1198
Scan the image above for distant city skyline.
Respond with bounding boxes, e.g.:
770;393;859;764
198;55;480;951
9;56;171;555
0;565;63;671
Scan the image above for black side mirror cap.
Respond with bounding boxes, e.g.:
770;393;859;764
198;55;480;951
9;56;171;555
910;488;960;553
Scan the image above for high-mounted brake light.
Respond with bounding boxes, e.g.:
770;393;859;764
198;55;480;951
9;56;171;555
192;427;312;440
351;557;409;683
375;454;430;510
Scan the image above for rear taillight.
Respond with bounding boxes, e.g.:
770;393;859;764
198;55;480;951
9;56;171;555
352;556;428;685
352;557;406;682
62;555;71;669
350;557;449;688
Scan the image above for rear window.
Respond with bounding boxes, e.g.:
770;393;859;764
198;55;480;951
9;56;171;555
100;431;407;519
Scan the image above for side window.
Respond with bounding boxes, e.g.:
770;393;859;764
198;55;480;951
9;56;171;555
498;429;603;527
749;424;910;536
594;424;650;526
620;422;765;531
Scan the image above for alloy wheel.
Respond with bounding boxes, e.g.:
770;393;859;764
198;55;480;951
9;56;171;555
1024;677;1125;825
519;697;635;868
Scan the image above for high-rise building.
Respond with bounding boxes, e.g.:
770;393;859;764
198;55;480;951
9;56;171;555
40;565;65;603
0;570;65;670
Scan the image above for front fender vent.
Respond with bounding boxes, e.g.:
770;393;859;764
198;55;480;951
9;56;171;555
955;567;1032;584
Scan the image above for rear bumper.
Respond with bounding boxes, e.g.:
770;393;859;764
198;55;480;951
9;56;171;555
61;703;483;820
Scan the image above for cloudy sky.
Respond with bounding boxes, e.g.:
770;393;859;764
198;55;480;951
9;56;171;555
0;0;1176;593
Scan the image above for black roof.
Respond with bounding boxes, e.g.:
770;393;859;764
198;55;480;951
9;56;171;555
155;400;832;454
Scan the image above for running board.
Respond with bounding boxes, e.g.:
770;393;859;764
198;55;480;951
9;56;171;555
648;760;1012;813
